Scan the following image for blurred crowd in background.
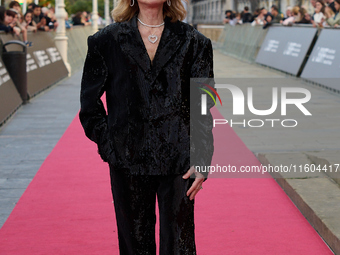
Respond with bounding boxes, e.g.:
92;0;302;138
0;0;338;48
223;0;340;28
0;0;108;47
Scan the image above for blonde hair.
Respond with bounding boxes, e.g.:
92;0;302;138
111;0;187;23
292;6;300;16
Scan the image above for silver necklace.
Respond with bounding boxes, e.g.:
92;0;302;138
137;18;164;44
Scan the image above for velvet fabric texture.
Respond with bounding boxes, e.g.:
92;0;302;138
79;14;214;178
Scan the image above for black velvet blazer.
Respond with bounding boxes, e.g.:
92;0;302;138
79;14;215;178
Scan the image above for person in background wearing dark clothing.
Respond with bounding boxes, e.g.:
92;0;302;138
0;6;14;33
31;4;49;31
270;5;283;23
242;6;253;23
0;8;32;47
72;11;91;26
263;5;282;28
41;7;58;30
6;9;31;46
223;10;235;24
261;7;270;21
4;10;19;34
72;12;84;26
325;0;337;13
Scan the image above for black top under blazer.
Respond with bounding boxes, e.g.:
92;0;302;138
79;14;215;178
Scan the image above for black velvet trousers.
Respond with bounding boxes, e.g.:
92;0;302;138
109;165;196;255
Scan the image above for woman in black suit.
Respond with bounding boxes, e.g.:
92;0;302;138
79;0;214;253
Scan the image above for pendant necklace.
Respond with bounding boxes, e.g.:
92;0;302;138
137;17;164;44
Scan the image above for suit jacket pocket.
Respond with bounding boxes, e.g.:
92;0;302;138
97;127;116;165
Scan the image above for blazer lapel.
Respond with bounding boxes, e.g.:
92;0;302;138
151;17;186;84
117;15;186;83
117;15;151;74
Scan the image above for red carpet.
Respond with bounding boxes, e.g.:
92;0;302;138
0;107;332;254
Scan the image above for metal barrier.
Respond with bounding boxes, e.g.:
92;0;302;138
216;24;268;63
217;23;340;92
51;26;103;74
0;32;69;97
0;53;22;125
61;26;94;74
0;31;69;126
301;27;340;91
255;26;318;76
197;25;224;42
0;27;97;126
